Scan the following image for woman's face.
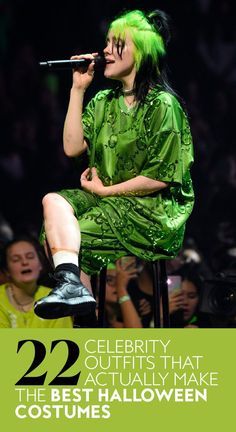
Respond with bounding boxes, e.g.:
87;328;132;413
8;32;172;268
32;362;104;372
103;31;136;83
182;280;199;322
6;241;42;286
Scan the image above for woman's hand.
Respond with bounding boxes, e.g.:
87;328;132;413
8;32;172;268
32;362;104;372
138;298;152;317
80;167;108;196
70;53;98;91
115;258;138;296
168;290;184;314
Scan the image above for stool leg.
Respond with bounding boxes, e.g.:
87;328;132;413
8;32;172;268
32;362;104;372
97;267;107;327
160;261;170;328
152;262;161;328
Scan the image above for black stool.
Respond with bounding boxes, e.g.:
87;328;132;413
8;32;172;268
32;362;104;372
97;260;170;328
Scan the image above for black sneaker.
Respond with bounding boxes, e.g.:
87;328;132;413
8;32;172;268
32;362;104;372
34;270;96;319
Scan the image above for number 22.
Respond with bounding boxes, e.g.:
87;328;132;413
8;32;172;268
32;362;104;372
15;339;81;386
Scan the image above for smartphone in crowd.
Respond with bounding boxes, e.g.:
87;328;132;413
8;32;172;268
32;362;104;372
167;275;182;293
167;275;184;326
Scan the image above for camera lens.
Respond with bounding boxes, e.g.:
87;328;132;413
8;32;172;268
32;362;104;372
209;286;236;316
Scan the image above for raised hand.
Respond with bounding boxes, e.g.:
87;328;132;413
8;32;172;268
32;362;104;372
70;52;98;90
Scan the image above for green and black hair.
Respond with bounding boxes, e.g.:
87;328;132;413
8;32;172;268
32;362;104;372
109;9;177;103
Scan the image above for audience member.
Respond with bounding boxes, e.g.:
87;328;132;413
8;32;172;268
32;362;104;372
104;259;142;328
0;235;73;328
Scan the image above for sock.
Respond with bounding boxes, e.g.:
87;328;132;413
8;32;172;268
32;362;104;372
53;250;78;267
55;263;80;276
53;251;79;276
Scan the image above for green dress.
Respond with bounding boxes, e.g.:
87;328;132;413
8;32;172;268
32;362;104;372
55;87;194;274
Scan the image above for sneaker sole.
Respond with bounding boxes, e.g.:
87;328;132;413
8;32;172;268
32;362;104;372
34;300;96;320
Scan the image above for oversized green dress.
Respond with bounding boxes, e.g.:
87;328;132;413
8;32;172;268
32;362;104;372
56;86;194;274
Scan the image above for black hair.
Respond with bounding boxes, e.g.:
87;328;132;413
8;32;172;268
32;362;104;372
136;9;179;103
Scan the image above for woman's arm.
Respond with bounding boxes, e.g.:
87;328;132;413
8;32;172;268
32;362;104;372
63;87;88;157
115;259;142;328
63;54;97;157
104;175;168;196
81;167;168;196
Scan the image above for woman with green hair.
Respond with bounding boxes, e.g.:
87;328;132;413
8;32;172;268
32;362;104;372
35;9;194;321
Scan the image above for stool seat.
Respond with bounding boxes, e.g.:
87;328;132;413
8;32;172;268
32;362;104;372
97;259;170;328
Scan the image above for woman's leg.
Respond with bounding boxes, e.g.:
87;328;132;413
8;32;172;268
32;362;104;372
34;193;95;320
43;193;92;289
43;192;80;258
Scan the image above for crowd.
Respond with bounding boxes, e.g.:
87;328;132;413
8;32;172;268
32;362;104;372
0;0;236;327
1;234;235;328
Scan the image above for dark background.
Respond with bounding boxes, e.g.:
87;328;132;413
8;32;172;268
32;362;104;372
1;0;236;274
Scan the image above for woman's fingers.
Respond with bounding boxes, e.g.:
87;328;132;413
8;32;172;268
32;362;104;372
80;167;90;181
91;167;98;177
70;53;95;60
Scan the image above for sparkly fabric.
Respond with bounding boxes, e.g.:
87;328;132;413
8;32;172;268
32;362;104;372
43;87;194;275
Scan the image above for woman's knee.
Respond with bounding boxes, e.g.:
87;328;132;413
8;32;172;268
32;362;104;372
42;193;73;214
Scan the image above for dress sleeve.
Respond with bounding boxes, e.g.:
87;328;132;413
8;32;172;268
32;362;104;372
140;96;192;185
82;90;109;145
82;97;96;143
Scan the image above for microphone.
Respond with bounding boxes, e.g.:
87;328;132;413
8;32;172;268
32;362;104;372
39;55;106;70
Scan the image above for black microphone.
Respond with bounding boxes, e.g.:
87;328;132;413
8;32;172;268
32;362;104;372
39;55;106;70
